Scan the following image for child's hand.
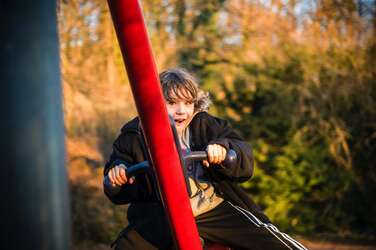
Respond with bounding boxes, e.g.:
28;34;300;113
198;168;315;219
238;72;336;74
203;144;227;167
108;164;135;186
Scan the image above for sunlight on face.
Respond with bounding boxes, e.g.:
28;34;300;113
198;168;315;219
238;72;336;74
165;89;195;136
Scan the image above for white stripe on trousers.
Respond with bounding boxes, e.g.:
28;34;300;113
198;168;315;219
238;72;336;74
227;202;308;250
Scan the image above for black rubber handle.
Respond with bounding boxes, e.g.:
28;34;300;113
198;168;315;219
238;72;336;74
184;151;207;161
125;161;149;178
103;161;150;196
104;149;237;196
183;149;237;167
224;149;237;167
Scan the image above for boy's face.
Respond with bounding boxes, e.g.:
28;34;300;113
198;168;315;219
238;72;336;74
165;89;195;135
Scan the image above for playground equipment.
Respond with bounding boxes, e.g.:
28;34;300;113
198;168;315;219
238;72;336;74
103;119;237;250
0;1;70;250
107;0;202;249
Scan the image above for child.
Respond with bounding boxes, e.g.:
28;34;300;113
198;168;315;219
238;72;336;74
104;68;308;250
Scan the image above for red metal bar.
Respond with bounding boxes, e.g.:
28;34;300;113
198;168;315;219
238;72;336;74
107;0;202;249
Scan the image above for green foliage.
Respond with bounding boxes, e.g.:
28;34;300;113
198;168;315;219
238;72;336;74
210;42;376;235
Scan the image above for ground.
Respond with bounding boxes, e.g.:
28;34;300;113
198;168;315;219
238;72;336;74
73;239;376;250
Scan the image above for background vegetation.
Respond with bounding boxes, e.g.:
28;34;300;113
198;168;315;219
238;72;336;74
58;0;376;248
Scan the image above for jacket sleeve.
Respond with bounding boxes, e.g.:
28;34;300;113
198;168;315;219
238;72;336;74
206;115;254;182
103;131;156;204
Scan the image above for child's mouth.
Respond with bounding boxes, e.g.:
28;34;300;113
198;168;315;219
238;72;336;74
174;118;185;125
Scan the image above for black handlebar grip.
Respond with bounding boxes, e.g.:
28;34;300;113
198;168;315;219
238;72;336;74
185;151;207;161
125;161;149;178
183;149;237;168
224;149;237;165
103;161;149;197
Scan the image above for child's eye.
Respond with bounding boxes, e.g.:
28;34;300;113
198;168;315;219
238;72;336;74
167;101;176;105
185;101;193;105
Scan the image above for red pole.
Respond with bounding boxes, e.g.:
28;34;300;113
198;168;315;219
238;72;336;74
107;0;202;249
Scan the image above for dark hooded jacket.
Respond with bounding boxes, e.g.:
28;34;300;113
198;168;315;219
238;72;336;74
104;111;270;226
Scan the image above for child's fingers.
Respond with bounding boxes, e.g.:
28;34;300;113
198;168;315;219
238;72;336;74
213;145;220;163
117;165;128;185
108;169;115;184
220;146;227;162
207;144;227;164
214;144;226;163
110;169;121;186
107;164;132;186
119;167;128;184
207;144;214;163
114;167;123;185
202;160;210;167
128;176;135;184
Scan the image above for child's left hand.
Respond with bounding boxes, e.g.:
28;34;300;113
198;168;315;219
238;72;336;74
203;144;227;167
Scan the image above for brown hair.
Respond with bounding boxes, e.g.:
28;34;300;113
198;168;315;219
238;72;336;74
159;68;211;112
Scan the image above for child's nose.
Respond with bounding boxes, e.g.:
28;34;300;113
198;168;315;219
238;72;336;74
176;103;185;113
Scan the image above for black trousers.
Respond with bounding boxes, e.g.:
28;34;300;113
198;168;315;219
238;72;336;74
113;202;308;250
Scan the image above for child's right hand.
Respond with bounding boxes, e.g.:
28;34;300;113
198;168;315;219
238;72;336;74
108;164;135;186
203;143;227;167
